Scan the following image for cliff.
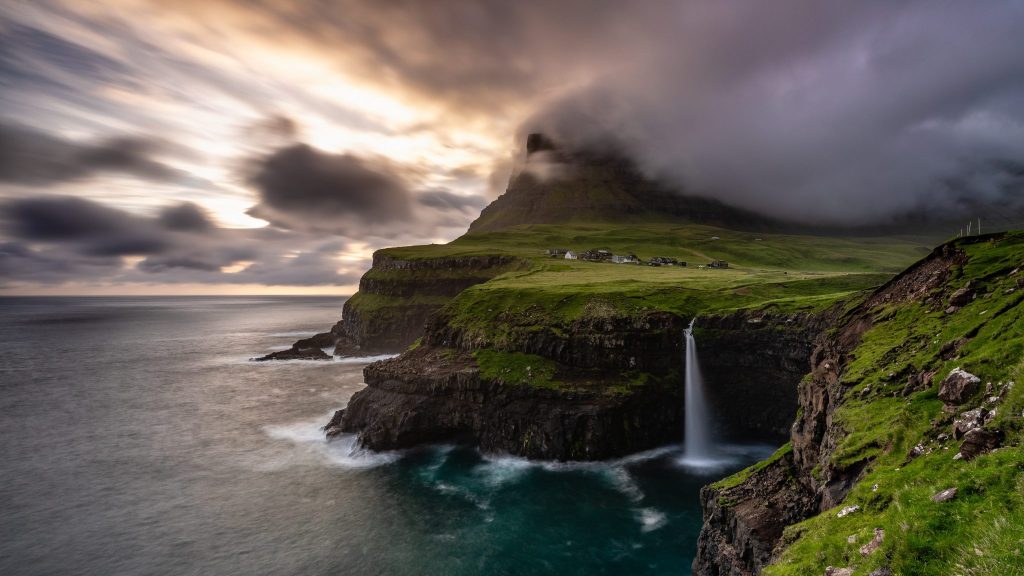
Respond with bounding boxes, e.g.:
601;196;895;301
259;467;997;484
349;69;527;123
330;297;833;459
260;249;523;360
693;231;1024;576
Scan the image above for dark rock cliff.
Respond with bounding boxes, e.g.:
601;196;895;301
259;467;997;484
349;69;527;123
336;346;681;460
331;253;520;355
333;305;829;460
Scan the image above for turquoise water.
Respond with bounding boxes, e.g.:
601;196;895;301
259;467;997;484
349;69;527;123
0;297;775;575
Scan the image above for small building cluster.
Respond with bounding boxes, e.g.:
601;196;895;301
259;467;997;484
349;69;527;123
548;249;726;269
647;257;684;267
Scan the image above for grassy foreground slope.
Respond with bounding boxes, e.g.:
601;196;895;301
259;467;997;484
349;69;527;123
708;231;1024;576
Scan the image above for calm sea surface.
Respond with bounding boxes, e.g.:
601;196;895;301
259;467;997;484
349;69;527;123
0;296;773;575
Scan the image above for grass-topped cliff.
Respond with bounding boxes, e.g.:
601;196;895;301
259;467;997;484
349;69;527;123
373;222;931;352
697;231;1024;576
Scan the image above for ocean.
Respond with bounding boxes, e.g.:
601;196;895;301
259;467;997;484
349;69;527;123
0;296;774;575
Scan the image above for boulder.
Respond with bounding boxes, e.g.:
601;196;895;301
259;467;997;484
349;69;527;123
869;568;893;576
938;368;981;405
825;567;854;576
952;407;989;440
959;428;1003;461
931;487;957;503
949;283;974;307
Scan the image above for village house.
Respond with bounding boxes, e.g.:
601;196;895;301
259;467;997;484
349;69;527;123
611;254;640;264
564;250;577;260
581;249;613;261
648;257;685;267
547;248;570;258
708;260;729;269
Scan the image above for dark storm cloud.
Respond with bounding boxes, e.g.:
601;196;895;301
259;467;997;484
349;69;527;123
165;0;1024;225
0;123;186;186
1;196;169;255
0;195;371;287
245;143;413;232
158;203;214;232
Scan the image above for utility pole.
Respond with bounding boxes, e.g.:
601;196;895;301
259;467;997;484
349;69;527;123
968;221;972;235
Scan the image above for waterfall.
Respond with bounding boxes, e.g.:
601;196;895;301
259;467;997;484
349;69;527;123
683;318;713;461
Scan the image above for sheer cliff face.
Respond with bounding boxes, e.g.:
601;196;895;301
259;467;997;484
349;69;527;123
333;304;827;460
468;134;776;234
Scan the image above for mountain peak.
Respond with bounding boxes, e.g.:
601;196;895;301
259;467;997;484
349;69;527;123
467;134;774;234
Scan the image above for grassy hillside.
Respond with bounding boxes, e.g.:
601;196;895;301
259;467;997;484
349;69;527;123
398;223;934;336
711;232;1024;576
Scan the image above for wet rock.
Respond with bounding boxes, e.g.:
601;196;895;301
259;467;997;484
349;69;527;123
949;283;974;307
932;487;957;502
323;409;346;439
860;528;885;556
938;368;981;405
254;346;332;361
959;428;1003;461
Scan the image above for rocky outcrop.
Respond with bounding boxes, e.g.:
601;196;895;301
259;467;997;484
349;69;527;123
253;332;335;361
937;367;981;405
694;449;817;576
335;346;681;460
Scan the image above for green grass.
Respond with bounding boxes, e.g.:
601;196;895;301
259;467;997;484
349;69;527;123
713;442;793;492
472;349;561;390
757;232;1024;575
389;223;932;336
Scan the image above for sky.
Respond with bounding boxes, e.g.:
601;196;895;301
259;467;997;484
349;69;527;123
1;1;1023;295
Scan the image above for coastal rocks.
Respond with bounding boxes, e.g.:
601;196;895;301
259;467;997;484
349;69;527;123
323;409;345;439
254;346;331;361
938;368;981;406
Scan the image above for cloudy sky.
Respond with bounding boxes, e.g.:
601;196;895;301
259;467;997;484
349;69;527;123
2;1;1023;294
